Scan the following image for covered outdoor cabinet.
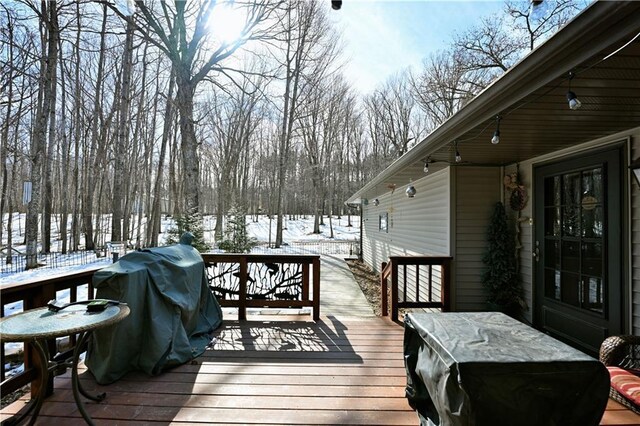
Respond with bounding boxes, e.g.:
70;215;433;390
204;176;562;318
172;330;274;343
86;234;222;384
404;312;609;426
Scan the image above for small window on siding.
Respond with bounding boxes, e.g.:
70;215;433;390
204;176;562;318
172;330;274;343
379;213;388;232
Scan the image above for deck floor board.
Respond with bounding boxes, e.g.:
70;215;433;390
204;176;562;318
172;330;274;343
1;317;638;425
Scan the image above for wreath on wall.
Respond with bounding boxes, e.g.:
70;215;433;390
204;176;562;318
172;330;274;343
503;173;528;211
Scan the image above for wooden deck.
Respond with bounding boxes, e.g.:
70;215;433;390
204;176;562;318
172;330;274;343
2;316;639;425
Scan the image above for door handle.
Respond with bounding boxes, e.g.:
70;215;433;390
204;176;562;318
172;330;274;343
533;241;540;262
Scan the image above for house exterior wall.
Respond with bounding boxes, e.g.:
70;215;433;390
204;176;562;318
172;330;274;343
362;168;451;271
361;166;504;312
359;128;639;329
505;127;640;333
453;166;502;312
361;168;450;307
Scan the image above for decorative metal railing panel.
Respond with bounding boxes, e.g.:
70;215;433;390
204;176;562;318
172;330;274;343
207;262;303;301
202;254;321;321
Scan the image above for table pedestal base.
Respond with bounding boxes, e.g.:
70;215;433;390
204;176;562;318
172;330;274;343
5;331;105;426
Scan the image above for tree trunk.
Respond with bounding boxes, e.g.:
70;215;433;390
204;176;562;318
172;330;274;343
175;66;202;227
149;65;175;247
42;26;58;254
0;13;13;250
26;0;58;269
83;5;108;251
112;17;135;242
57;35;70;253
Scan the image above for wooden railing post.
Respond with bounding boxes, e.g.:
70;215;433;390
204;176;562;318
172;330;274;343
442;259;451;312
312;257;320;321
238;258;247;321
391;260;399;322
380;262;388;316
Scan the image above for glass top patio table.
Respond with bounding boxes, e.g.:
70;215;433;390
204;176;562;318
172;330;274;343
403;312;610;426
0;304;130;342
0;303;130;426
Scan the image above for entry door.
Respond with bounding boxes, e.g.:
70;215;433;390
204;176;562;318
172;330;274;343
534;148;623;355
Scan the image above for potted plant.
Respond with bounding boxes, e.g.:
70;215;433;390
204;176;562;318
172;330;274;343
481;202;526;318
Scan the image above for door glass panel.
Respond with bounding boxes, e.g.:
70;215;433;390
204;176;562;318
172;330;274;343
582;168;603;202
582;206;603;238
581;242;602;277
585;276;604;313
562;206;580;237
545;207;560;236
544;269;561;300
560;272;580;307
545;176;561;205
561;241;580;272
563;172;581;205
544;240;559;269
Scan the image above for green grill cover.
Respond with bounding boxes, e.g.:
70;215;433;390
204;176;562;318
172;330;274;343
404;312;609;426
86;236;222;384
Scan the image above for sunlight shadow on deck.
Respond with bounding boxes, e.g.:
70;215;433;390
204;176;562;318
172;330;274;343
205;315;364;364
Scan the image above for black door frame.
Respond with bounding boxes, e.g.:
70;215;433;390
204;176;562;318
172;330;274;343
533;145;625;355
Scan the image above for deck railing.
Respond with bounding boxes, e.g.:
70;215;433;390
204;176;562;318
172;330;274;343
1;268;99;397
202;253;321;321
1;253;322;398
380;256;452;321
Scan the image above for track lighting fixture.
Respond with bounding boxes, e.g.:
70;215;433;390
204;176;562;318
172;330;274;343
567;72;582;110
491;116;501;145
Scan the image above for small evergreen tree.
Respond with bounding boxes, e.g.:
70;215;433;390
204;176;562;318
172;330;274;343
165;213;211;252
481;202;525;316
218;204;257;253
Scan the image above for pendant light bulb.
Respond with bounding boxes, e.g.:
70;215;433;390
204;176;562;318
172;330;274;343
423;157;430;174
566;71;582;110
567;91;582;110
406;183;416;198
455;149;462;163
491;115;501;145
491;130;500;145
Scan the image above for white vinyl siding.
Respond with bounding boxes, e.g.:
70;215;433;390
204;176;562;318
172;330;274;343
362;168;450;308
453;167;502;311
362;168;451;270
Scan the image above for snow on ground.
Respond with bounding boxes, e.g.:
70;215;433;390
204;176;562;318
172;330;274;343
2;213;358;253
1;212;359;300
1;213;360;373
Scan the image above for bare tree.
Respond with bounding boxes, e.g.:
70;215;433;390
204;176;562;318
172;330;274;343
411;0;584;128
452;14;521;74
272;0;340;247
105;0;282;246
410;50;484;127
507;0;584;51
